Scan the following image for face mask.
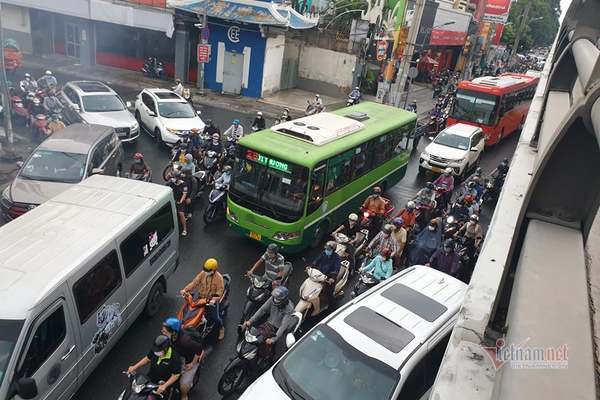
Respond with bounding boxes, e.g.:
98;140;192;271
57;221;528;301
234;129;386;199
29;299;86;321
325;249;333;256
154;351;164;357
136;159;142;164
428;226;435;231
444;247;451;253
373;192;381;197
170;178;176;183
212;140;219;145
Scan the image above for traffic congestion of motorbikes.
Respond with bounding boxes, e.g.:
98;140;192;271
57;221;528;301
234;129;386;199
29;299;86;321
2;67;512;400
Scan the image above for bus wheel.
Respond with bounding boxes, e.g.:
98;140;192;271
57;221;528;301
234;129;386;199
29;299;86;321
311;222;328;248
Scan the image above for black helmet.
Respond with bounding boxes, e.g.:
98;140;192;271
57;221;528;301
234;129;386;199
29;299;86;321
502;157;509;164
467;181;475;188
266;243;279;254
426;182;434;190
475;167;483;175
443;238;454;250
152;335;170;352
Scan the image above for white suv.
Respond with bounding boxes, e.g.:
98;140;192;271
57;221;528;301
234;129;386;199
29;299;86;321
419;123;485;179
238;266;467;400
134;88;204;146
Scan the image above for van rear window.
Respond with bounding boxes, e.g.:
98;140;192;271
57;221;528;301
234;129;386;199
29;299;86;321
120;203;174;277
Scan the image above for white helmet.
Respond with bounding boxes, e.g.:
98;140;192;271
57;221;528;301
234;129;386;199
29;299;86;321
45;70;52;76
315;94;320;98
407;200;416;209
348;213;359;222
257;111;263;116
444;167;452;174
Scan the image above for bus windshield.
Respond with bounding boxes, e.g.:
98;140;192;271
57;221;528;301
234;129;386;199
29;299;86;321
230;147;308;222
451;89;499;125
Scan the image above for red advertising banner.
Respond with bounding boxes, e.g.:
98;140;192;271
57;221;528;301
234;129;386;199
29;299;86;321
429;29;467;46
491;23;505;45
197;44;210;63
483;0;511;24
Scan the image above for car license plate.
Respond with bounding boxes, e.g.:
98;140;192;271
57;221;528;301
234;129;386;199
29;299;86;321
249;231;261;241
431;166;442;173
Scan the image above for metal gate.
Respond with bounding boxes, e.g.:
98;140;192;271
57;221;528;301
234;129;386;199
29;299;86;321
280;58;298;90
65;23;81;59
222;51;244;95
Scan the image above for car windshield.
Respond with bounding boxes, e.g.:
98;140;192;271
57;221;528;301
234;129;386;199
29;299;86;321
434;131;471;150
451;89;499;125
273;325;397;400
82;94;124;112
0;320;24;387
20;149;87;183
229;146;308;223
158;102;196;119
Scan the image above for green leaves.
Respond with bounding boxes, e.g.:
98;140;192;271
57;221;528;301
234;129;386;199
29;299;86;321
500;0;560;51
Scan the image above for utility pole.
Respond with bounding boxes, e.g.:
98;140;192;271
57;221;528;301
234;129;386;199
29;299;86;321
510;2;530;65
196;13;207;93
392;0;425;107
0;0;14;147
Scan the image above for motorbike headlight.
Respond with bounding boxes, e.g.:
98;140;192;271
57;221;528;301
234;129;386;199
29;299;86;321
132;379;145;394
242;348;258;360
273;231;300;241
486;182;493;189
236;342;242;353
447;215;455;224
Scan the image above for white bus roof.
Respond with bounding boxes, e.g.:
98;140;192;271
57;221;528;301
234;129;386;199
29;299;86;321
327;266;467;370
0;175;173;320
272;112;365;146
470;75;534;88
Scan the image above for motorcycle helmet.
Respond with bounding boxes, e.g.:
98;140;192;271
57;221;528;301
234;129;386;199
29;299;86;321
325;241;337;251
184;153;194;162
222;165;232;172
45;70;53;76
475;167;483;175
392;217;404;227
24;73;31;79
163;317;182;333
256;111;263;116
444;167;452;175
272;286;289;306
266;243;279;255
348;213;359;222
426;182;434;190
152;335;170;353
355;86;359;90
204;258;218;271
315;94;320;98
502;157;509;164
233;119;240;125
467;181;475;189
175;78;181;83
382;224;393;235
32;97;40;106
443;238;454;251
133;152;143;160
470;214;479;223
407;200;416;209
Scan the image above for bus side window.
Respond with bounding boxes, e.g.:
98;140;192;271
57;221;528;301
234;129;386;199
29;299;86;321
352;145;367;177
308;164;326;214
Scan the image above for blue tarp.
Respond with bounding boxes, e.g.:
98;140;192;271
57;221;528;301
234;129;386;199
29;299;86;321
170;0;317;29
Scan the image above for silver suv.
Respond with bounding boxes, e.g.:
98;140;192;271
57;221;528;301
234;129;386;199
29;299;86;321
60;81;140;143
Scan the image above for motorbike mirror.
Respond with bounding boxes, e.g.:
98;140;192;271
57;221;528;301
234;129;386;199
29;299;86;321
71;104;80;112
16;160;23;168
285;332;296;348
196;110;201;115
16;377;38;399
125;101;132;108
428;136;434;141
91;167;105;175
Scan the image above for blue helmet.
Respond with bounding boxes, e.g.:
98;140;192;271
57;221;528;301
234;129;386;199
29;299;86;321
163;317;181;333
272;286;289;305
233;119;240;125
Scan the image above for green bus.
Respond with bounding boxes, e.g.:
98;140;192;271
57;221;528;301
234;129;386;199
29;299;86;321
226;101;417;252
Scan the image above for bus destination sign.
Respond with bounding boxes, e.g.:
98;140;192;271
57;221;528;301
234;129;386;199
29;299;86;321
246;150;291;173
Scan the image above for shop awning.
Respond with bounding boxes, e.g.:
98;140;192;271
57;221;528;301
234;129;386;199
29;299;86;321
168;0;317;29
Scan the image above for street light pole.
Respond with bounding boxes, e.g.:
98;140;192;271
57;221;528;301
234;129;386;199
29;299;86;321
509;2;531;64
0;0;14;147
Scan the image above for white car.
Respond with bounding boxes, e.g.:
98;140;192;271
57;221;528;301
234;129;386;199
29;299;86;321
134;88;204;146
419;123;485;178
238;266;467;400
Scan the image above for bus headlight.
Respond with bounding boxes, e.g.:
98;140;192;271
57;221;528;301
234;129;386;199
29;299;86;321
227;207;238;222
273;231;300;241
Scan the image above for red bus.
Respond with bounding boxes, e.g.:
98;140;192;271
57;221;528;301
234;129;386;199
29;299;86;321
447;73;539;146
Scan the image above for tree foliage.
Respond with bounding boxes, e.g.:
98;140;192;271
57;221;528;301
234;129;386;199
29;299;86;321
501;0;561;52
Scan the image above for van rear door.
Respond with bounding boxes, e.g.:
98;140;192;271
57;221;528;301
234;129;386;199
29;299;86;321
68;249;127;380
14;290;79;400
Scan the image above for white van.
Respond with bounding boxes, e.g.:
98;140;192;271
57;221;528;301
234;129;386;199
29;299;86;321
239;266;467;400
0;175;179;400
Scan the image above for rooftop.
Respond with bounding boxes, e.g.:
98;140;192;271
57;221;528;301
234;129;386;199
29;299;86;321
0;175;172;320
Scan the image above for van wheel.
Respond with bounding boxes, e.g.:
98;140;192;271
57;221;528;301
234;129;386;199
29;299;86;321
311;222;328;248
154;128;164;146
145;281;164;317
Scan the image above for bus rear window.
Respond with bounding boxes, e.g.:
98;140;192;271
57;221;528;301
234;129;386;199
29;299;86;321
230;147;308;222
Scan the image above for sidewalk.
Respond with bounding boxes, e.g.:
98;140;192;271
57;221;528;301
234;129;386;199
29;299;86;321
22;54;343;120
0;129;38;187
363;82;435;119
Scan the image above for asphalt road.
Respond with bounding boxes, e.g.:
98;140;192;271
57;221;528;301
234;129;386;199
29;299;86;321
13;67;518;400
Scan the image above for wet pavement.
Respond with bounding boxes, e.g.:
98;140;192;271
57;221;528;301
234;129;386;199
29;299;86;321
5;66;518;400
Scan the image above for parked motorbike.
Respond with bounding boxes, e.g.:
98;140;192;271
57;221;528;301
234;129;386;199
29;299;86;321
10;94;28;126
217;312;302;396
141;56;164;79
443;214;465;239
481;174;506;204
177;274;231;341
351;270;380;298
294;261;349;323
203;182;228;224
346;94;360;107
305;100;324;115
117;372;179;400
239;263;293;332
31;114;50;141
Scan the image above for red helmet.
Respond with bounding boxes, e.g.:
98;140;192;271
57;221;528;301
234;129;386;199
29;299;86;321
134;152;144;160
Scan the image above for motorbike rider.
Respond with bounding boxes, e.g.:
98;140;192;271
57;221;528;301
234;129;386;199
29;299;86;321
19;73;37;95
360;247;393;281
214;164;232;187
161;318;205;400
37;70;57;91
464;181;479;201
455;214;483;258
127;335;182;398
448;197;470;220
497;157;509;176
281;107;292;122
310;241;342;310
42;85;63;115
391;217;407;266
406;218;443;266
242;286;294;348
224;119;244;142
428;238;460;276
246;243;287;287
46;113;66;134
167;170;189;237
314;94;323;111
251;111;266;131
180;258;226;340
471;167;484;199
416;182;436;207
129;152;150;179
407;99;418;113
203;119;220;137
172;78;184;96
180;153;196;177
367;224;400;260
394;201;417;230
348;86;362;104
361;186;387;233
433;168;455;208
333;213;365;265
